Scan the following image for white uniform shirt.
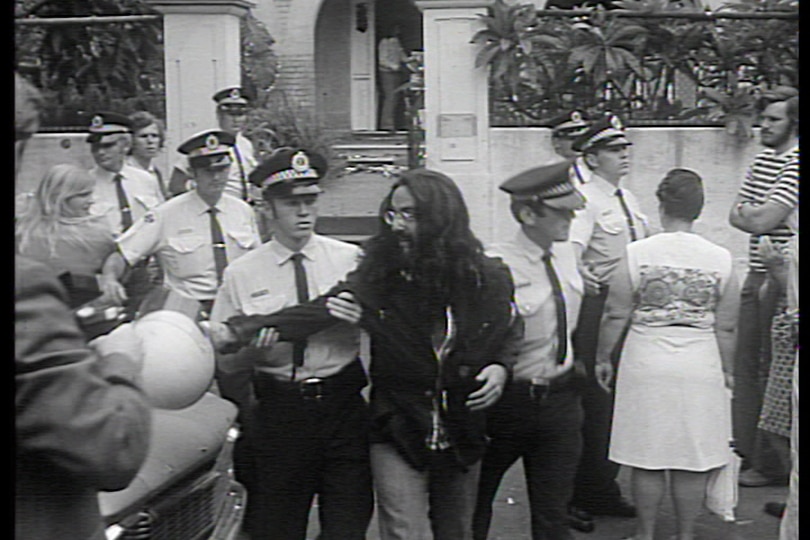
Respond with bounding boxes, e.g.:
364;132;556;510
89;164;165;236
116;191;260;301
570;156;592;186
174;132;258;201
210;234;363;381
569;173;649;284
487;232;583;382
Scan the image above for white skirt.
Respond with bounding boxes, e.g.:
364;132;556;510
609;325;731;471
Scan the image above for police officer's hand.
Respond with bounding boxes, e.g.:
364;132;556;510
579;263;602;297
251;327;279;349
594;360;613;393
465;364;508;412
99;274;128;306
326;291;363;325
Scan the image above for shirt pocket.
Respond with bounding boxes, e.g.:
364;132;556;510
226;229;259;251
512;276;541;318
164;234;208;278
596;208;626;235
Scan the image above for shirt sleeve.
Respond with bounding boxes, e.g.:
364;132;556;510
116;210;164;267
763;159;799;209
15;259;151;491
568;205;595;248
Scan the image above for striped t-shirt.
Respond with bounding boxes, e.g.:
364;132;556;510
738;145;799;272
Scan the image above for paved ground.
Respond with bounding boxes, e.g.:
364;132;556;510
294;462;787;539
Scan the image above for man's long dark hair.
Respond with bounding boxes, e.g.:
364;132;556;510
356;168;488;309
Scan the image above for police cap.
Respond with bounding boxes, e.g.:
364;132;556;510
571;113;632;153
86;111;133;143
177;129;235;170
499;160;586;210
249;147;328;198
213;86;250;113
549;109;590;139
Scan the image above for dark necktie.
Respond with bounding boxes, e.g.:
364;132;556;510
543;250;568;365
290;253;310;369
615;188;638;242
207;207;228;285
231;144;249;202
113;174;133;231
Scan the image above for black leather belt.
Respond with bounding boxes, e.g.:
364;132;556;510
509;370;577;401
254;359;367;402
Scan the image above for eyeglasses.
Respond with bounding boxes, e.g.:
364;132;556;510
383;208;417;225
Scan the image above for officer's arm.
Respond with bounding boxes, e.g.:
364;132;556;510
99;249;132;305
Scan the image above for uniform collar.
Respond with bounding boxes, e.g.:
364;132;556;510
189;190;222;215
589;173;623;197
270;234;319;266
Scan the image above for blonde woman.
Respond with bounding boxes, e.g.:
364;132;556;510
16;164;116;308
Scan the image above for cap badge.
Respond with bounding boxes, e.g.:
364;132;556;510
229;88;241;100
610;115;623;130
205;133;220;150
571;111;582;123
91;115;104;128
291;151;311;173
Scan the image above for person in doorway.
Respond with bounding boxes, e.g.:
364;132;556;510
597;168;739;540
208;168;521;540
567;113;646;524
378;25;409;132
168;86;259;204
472;160;588;540
209;147;374;539
727;86;798;488
99;129;261;318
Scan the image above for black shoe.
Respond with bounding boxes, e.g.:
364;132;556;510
583;498;637;518
569;505;594;522
764;501;786;518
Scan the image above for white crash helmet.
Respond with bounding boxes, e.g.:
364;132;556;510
134;310;215;409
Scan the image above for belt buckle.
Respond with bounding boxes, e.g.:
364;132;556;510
300;377;325;401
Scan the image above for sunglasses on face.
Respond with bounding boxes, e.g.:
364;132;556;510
383;208;417;225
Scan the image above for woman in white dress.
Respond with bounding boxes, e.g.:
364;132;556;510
594;168;740;540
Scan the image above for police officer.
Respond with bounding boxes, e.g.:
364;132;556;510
86;111;166;318
473;161;587;540
168;86;259;204
99;129;261;317
549;109;592;187
209;147;373;539
568;113;648;521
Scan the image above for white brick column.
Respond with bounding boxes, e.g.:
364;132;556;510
144;0;253;167
415;0;496;243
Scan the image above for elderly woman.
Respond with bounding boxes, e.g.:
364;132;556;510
16;163;117;309
128;110;168;199
595;169;740;540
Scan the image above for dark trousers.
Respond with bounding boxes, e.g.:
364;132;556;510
246;360;373;540
732;271;786;478
474;382;583;540
570;290;622;509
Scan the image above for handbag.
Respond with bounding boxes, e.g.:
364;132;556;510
705;441;741;522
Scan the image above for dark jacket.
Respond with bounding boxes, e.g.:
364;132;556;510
227;255;522;470
16;256;151;540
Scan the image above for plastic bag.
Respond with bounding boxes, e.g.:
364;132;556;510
705;442;741;522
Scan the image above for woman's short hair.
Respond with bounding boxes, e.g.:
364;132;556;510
128;110;166;147
656;168;704;221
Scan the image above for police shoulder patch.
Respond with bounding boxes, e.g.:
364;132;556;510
143;212;156;223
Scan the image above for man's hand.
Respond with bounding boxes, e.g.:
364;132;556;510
199;321;241;353
594;360;614;393
465;364;508;412
579;263;602;297
99;274;128;306
326;291;363;324
250;327;279;349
